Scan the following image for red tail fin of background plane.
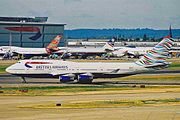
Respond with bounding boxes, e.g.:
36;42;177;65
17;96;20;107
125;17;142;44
46;35;63;54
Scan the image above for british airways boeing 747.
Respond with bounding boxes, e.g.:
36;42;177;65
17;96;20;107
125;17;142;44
6;36;174;83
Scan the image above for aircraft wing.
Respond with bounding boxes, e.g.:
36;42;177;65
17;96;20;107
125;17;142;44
51;68;130;76
51;71;88;76
109;69;120;73
50;72;69;76
144;62;171;69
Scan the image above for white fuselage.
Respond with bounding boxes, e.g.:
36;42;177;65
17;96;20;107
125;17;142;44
113;47;153;57
63;47;107;54
14;47;47;54
127;47;153;55
6;59;150;78
58;42;114;55
0;46;67;55
0;45;109;56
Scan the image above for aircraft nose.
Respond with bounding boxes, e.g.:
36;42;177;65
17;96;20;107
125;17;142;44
6;62;25;74
5;64;18;74
6;65;13;73
6;66;11;73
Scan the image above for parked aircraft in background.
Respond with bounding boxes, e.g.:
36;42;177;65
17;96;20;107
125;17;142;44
0;36;115;59
60;41;115;59
112;26;174;58
0;35;67;58
112;46;153;58
6;36;174;83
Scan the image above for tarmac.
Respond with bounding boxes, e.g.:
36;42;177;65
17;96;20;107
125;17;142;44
0;90;180;120
0;70;179;120
0;70;179;85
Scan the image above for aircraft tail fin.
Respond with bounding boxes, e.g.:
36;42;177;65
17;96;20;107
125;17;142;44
108;37;116;46
46;35;63;54
135;36;174;66
103;42;114;51
103;38;115;51
169;25;173;38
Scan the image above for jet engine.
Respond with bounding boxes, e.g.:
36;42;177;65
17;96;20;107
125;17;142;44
77;73;93;84
59;74;75;83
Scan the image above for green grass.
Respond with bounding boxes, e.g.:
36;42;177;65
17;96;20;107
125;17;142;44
119;74;180;81
142;99;180;104
0;85;130;96
0;65;9;73
167;63;180;70
19;98;180;109
65;99;180;108
170;63;180;67
0;85;131;92
0;85;179;96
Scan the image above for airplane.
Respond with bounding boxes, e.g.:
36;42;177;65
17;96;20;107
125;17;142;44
60;39;115;59
0;35;66;58
6;36;174;84
112;46;154;58
112;26;174;58
0;36;115;59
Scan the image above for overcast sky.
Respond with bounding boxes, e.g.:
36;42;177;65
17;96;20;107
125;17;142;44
0;0;179;29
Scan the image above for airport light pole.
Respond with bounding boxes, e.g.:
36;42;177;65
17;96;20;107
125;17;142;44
9;32;12;50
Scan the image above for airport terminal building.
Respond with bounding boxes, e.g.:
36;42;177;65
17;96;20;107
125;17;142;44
0;17;66;47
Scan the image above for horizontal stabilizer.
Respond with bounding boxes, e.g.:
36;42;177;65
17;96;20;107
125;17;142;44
144;62;171;69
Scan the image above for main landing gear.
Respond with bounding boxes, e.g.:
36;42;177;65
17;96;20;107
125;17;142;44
21;77;27;83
